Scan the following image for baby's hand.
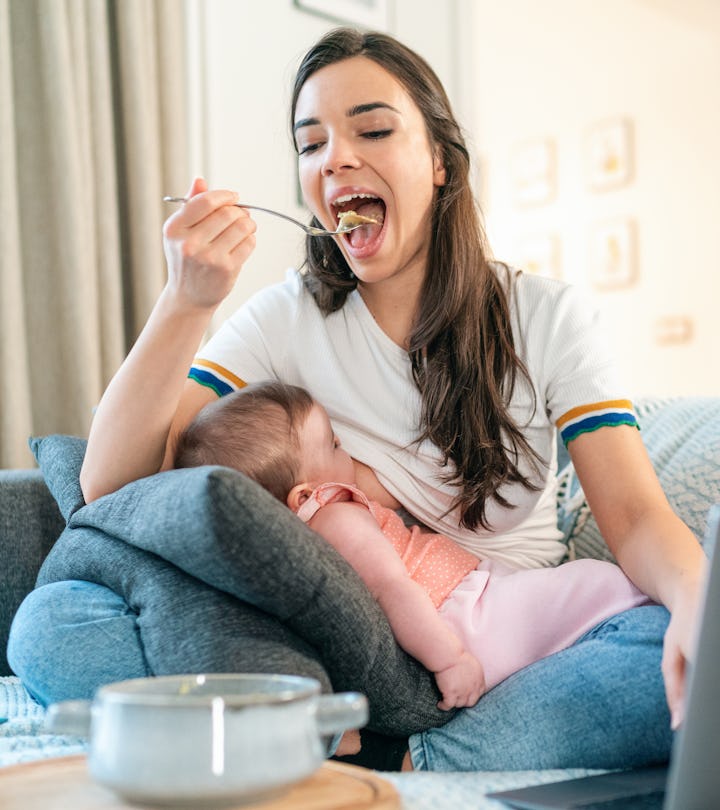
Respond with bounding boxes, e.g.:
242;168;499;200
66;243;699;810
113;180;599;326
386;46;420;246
434;651;486;710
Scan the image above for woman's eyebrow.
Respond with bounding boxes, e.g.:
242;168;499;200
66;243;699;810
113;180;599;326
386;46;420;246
293;116;319;134
293;101;400;134
347;101;400;118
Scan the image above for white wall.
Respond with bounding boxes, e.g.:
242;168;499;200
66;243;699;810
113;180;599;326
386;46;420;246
467;0;720;396
185;0;462;331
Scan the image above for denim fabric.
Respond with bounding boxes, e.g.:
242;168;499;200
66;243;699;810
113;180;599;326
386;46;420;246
8;581;150;704
409;605;673;771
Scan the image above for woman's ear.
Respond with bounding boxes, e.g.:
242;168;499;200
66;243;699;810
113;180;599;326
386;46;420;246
432;148;446;187
287;483;314;513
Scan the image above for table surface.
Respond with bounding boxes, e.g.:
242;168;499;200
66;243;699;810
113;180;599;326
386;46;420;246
0;754;400;809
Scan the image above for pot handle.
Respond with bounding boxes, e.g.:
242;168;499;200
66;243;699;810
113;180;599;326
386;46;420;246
45;700;92;737
316;692;368;735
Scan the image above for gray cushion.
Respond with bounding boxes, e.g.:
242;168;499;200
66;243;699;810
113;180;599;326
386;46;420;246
32;435;449;735
28;435;86;520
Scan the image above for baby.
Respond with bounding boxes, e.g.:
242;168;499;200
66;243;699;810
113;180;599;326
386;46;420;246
175;381;652;709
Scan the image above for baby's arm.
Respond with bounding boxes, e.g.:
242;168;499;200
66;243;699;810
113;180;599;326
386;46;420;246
308;501;486;709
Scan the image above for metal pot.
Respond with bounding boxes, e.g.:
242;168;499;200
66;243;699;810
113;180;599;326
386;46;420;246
47;673;368;807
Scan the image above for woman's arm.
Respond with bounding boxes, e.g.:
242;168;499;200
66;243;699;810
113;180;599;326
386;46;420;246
80;179;257;502
568;424;706;728
308;501;485;709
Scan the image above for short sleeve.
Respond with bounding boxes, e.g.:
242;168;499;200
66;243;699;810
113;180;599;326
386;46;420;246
188;270;302;395
512;273;638;447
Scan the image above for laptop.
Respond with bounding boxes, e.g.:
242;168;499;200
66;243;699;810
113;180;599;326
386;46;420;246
488;504;720;810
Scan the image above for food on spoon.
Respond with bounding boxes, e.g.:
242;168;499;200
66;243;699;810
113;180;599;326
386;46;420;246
338;210;380;230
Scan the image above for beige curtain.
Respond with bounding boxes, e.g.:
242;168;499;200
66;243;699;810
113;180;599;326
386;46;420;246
0;0;188;468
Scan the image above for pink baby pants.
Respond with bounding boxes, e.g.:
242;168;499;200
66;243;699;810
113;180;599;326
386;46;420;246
438;558;652;692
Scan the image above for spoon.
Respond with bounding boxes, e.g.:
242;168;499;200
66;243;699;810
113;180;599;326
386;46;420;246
163;196;378;237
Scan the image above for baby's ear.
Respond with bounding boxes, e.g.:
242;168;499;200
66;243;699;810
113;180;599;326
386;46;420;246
287;483;314;513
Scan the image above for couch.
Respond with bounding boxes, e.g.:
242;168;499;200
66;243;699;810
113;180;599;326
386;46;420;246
1;395;719;808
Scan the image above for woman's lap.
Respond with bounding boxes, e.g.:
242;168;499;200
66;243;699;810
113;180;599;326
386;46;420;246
410;605;673;771
8;577;330;707
10;585;673;772
7;580;150;706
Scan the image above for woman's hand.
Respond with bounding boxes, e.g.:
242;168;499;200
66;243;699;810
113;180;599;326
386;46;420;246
662;575;705;730
162;177;257;311
434;651;486;710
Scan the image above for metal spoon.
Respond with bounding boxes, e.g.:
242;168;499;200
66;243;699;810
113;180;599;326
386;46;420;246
162;196;376;237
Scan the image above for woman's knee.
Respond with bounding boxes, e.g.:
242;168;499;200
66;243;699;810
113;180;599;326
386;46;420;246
412;606;673;771
7;580;150;706
579;604;671;647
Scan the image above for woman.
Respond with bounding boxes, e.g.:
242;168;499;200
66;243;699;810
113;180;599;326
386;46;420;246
11;28;704;771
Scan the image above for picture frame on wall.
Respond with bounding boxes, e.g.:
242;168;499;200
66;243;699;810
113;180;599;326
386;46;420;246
585;117;633;191
588;217;637;290
294;0;390;30
515;233;561;279
510;138;556;207
653;315;694;346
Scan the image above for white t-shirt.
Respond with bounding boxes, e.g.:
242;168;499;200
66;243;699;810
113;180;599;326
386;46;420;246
191;266;636;569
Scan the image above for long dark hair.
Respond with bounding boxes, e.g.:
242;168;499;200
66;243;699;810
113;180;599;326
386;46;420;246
291;28;540;530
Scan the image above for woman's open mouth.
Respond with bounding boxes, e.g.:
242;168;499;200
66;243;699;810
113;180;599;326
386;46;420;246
332;193;386;251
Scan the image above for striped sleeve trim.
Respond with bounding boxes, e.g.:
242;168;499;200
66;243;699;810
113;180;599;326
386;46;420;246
188;358;247;398
557;399;639;446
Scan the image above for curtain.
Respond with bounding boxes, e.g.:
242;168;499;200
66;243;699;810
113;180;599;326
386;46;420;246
0;0;188;468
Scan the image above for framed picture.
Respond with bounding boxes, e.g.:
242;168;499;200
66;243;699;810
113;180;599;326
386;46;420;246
515;234;561;279
653;316;694;346
510;139;556;207
585;118;633;190
294;0;390;29
588;218;637;290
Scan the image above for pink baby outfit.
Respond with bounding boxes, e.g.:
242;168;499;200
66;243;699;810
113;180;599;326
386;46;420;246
297;483;653;691
296;483;479;608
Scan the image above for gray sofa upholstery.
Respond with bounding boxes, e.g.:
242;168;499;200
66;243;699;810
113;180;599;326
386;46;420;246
0;470;62;675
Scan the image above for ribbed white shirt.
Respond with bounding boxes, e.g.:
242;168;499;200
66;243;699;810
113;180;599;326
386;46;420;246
191;267;631;568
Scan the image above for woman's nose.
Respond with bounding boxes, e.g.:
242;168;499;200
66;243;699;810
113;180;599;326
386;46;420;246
321;136;361;176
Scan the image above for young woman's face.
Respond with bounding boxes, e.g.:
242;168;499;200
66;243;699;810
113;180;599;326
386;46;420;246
297;403;356;486
294;56;445;287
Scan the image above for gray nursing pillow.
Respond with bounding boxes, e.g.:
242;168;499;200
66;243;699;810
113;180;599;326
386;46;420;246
31;434;451;735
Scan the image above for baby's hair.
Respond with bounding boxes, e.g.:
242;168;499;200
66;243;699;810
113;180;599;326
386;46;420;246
174;381;315;503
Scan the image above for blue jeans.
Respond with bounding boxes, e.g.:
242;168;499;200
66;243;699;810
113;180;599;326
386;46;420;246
410;604;672;770
7;581;151;704
8;581;672;771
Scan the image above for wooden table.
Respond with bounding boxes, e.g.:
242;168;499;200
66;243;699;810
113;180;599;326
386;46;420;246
0;755;400;809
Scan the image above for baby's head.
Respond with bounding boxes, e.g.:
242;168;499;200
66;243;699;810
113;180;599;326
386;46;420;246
175;381;355;508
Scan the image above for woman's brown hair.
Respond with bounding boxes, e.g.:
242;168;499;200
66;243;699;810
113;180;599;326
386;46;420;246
291;28;540;530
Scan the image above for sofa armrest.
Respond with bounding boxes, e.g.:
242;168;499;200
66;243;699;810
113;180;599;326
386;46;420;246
0;469;63;675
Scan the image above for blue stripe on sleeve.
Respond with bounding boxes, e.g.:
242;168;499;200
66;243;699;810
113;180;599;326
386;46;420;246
188;367;233;397
561;412;639;446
